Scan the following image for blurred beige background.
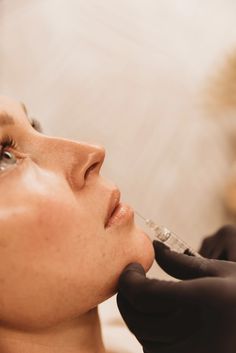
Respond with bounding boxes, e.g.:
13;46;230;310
1;1;236;352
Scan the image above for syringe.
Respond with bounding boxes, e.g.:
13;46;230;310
135;211;201;258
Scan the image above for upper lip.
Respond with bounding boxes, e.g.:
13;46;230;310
105;188;121;227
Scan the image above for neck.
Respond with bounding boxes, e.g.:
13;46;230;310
0;308;105;353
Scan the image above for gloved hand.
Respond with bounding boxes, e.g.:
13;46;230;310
117;241;236;353
199;225;236;261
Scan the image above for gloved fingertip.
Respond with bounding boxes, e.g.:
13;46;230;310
153;240;170;254
122;262;145;275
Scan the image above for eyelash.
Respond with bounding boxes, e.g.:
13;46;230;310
0;135;18;155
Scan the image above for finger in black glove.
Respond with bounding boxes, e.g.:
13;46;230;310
199;224;236;261
117;241;236;353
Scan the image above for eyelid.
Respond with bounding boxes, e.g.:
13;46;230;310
0;155;27;180
0;144;30;179
4;145;29;159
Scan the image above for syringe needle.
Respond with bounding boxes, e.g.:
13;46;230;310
135;210;157;230
134;210;147;222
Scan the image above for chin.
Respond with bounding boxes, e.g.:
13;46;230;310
128;226;155;272
106;229;154;298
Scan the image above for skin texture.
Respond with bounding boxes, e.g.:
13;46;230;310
0;95;154;353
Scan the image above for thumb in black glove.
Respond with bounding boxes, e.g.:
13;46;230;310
117;241;236;353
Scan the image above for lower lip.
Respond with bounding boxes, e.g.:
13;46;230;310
106;203;134;228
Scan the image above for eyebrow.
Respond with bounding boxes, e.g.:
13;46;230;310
0;111;42;133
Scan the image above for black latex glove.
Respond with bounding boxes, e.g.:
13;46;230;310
199;225;236;261
117;241;236;353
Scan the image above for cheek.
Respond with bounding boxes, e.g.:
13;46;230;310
0;194;90;329
26;200;75;252
0;182;104;281
7;198;76;257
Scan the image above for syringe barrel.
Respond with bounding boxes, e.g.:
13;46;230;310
155;228;201;257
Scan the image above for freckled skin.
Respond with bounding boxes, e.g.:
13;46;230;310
0;96;154;331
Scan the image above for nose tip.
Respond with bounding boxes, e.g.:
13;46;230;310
66;141;106;190
90;144;105;166
80;144;105;184
95;145;106;163
85;145;105;175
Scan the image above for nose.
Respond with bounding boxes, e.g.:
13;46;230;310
41;137;105;190
68;141;105;190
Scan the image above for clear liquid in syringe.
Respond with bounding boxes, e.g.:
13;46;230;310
135;211;201;258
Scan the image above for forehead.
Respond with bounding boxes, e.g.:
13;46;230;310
0;95;31;127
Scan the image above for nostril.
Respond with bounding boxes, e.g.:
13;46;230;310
84;162;100;179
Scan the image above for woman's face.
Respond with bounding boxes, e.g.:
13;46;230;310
0;96;154;331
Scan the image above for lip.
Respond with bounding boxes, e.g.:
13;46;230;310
105;189;121;227
105;202;134;228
